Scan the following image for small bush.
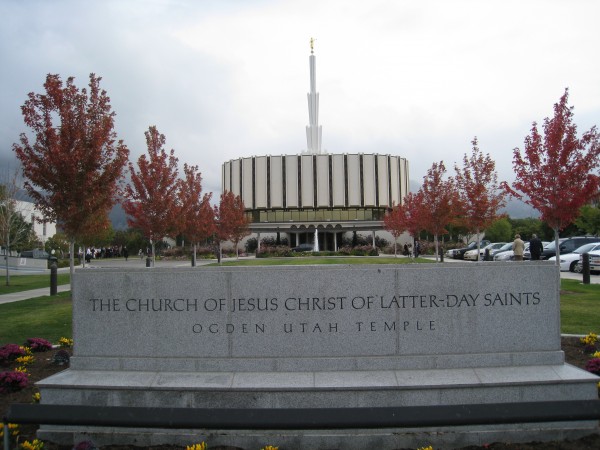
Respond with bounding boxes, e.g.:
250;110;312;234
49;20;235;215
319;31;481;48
0;370;29;393
0;344;27;363
25;338;53;352
257;246;293;258
585;358;600;375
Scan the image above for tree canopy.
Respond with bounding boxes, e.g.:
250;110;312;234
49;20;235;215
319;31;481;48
505;89;600;260
13;73;129;277
122;126;179;264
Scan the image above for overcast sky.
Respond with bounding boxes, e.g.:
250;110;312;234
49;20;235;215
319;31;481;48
1;0;599;199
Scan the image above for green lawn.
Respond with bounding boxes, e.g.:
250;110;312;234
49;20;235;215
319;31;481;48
559;279;600;334
0;269;597;346
0;273;70;294
0;291;72;345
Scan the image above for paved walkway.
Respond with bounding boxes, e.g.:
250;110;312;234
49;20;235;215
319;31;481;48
0;284;71;305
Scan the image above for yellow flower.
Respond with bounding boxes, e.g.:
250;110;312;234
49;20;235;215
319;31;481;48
15;355;35;365
20;346;33;356
417;446;434;450
59;337;74;348
186;443;206;450
32;392;41;403
260;446;279;450
20;439;44;450
580;332;598;346
592;351;600;358
0;423;20;438
15;366;28;374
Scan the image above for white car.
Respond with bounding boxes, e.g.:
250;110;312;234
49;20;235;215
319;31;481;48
547;242;600;271
576;249;600;274
463;242;507;261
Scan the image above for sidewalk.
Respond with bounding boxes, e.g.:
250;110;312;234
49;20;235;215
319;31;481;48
0;284;71;305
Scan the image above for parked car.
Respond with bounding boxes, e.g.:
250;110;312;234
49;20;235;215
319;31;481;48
523;241;551;259
445;240;490;260
541;236;600;260
463;242;507;261
291;243;315;252
489;242;514;261
494;242;531;261
547;242;600;271
582;250;600;274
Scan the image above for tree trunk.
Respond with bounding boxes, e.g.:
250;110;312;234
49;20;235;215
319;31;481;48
4;232;10;286
476;228;481;262
151;240;156;267
434;233;439;262
69;240;75;290
192;243;197;267
553;227;560;265
394;240;397;258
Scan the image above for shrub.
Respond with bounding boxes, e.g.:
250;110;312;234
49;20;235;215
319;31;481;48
0;370;29;393
0;344;27;363
257;246;293;258
161;246;187;259
585;358;600;375
25;338;53;352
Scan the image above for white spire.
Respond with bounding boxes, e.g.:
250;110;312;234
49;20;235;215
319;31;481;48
306;37;322;154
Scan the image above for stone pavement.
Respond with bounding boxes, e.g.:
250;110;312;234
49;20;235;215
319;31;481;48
0;284;71;305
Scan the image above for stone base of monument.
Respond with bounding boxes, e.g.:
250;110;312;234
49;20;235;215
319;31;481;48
37;364;598;448
35;264;600;449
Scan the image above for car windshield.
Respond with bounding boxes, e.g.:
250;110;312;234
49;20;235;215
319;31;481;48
544;240;565;251
497;243;512;252
573;242;600;254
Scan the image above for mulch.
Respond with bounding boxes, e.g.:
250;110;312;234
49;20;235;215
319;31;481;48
1;337;599;449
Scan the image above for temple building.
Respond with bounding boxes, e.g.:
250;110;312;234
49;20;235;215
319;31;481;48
221;41;409;251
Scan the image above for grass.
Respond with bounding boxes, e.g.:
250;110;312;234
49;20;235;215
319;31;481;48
560;279;600;334
0;273;70;294
0;291;72;345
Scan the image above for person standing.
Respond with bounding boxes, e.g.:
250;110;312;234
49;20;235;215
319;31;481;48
512;234;525;261
529;234;544;260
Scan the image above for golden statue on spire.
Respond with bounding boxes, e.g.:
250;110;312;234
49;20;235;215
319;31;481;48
310;37;315;54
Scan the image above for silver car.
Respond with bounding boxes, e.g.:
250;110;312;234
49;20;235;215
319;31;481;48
463;242;507;261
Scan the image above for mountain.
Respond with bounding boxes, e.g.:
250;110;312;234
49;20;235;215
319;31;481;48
408;179;538;219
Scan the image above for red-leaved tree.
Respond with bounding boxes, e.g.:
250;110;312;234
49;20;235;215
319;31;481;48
122;126;179;265
214;191;251;260
419;161;460;261
13;73;129;279
383;203;406;257
177;163;215;266
403;191;427;249
505;89;600;261
455;137;506;259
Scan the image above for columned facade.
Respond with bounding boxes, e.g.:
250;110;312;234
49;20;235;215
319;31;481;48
222;153;409;250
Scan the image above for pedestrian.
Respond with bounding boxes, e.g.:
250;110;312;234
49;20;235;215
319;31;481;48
123;246;129;262
414;240;420;258
529;234;544;260
512;234;525;261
